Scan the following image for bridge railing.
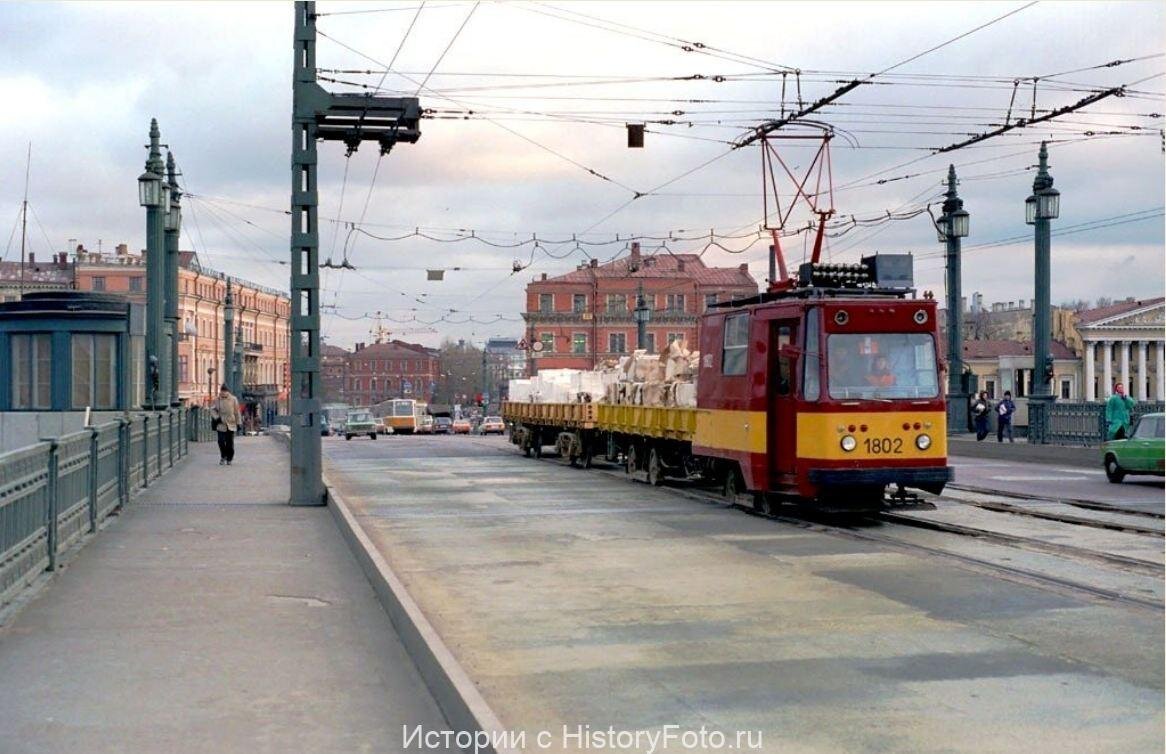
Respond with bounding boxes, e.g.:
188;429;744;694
1028;400;1165;446
0;408;193;607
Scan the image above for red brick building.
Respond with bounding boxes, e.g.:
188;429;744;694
524;243;758;372
321;344;349;403
344;340;439;406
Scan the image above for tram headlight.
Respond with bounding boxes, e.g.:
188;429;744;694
915;433;932;450
840;435;857;452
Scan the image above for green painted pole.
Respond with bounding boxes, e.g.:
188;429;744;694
289;1;325;505
165;152;182;406
143;120;167;409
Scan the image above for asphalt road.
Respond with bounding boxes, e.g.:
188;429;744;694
949;454;1164;511
324;433;1163;754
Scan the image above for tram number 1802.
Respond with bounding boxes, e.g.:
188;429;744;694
864;437;903;454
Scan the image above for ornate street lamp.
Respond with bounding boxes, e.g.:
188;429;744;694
939;165;970;433
138;168;163;208
140;118;168;409
1027;141;1058;413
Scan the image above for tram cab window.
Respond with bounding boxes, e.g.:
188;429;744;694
722;314;748;375
826;333;938;399
803;308;821;401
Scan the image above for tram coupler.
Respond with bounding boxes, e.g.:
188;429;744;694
882;484;935;511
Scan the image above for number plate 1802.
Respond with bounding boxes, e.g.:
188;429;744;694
863;437;903;454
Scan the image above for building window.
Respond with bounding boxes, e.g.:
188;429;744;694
667;332;685;346
179;355;189;383
539;332;554;353
722;314;748;375
704;293;718;311
666;294;685;312
92;276;106;292
130;277;143;292
71;333;118;409
573;294;587;313
10;333;52;409
644;333;656;353
609;332;627;354
984;380;996;399
606;294;626;314
572;333;587;354
539;293;553;313
1060;378;1072;400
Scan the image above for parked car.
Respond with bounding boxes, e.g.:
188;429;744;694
452;418;472;434
432;417;453;435
1102;412;1165;483
479;416;505;435
344;409;379;441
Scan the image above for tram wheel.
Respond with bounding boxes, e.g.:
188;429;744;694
722;468;744;506
647;448;664;487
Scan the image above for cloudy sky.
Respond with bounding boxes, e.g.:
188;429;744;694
1;1;1162;350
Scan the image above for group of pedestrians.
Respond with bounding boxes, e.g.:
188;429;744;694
971;382;1138;443
972;390;1016;442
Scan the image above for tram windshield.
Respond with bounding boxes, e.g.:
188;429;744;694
391;400;415;417
826;333;938;399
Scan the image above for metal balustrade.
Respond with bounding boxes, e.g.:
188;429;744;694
0;408;194;607
1028;400;1165;446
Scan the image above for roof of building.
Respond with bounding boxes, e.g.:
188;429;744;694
1075;296;1165;324
321;344;350;357
349;339;435;359
939;338;1078;360
0;260;73;284
536;252;757;288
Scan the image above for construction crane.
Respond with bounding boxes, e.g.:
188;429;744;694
370;311;436;344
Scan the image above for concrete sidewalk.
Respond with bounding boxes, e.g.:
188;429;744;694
0;436;450;754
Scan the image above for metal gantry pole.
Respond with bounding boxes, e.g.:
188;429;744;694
290;1;325;505
288;1;420;505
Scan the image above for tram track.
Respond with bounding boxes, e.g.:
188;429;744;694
874;510;1163;575
571;453;1163;613
508;440;1163;612
937;495;1164;537
946;483;1164;520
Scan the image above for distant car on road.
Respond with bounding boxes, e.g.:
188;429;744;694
479;416;505;435
1102;412;1164;483
432;417;453;435
452;418;472;434
344;409;379;441
416;415;435;434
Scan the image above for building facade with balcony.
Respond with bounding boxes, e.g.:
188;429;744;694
344;340;440;407
71;245;291;409
523;243;758;372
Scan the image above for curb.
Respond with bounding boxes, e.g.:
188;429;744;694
324;475;518;754
948;436;1097;467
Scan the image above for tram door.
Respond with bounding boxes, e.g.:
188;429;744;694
769;320;799;486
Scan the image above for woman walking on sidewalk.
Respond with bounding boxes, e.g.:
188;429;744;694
210;384;241;466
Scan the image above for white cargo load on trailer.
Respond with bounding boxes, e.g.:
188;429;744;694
508;339;699;408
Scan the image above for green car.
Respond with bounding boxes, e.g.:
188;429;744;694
1102;412;1165;483
344;409;378;441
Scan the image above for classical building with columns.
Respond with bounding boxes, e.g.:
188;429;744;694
1076;297;1165;402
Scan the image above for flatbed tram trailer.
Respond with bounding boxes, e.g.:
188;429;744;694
503;255;954;511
